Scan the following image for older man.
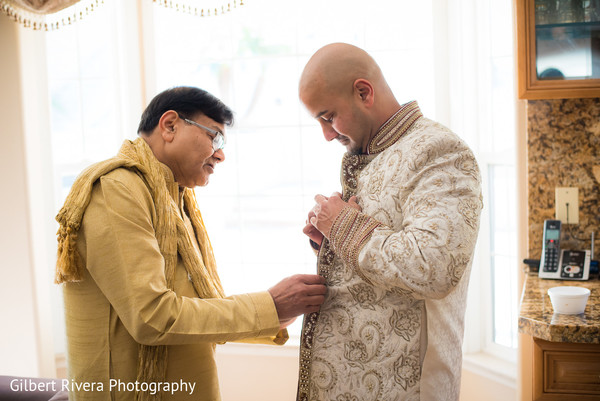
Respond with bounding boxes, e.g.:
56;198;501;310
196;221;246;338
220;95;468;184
297;43;483;401
56;86;326;401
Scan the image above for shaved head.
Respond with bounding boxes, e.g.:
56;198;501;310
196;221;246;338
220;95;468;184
300;43;388;103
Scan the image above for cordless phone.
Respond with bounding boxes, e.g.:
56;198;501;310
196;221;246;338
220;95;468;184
559;249;591;280
538;219;562;279
538;219;592;280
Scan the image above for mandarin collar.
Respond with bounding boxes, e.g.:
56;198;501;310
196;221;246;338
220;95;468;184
366;101;423;155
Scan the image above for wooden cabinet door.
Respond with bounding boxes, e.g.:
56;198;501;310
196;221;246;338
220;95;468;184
533;338;600;400
515;0;600;99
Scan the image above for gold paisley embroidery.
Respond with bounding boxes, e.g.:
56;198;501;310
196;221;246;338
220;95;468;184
344;340;368;363
454;151;480;180
390;308;420;341
407;135;436;172
367;170;385;195
312;357;338;391
407;196;437;219
348;283;377;310
328;303;354;336
336;394;359;401
362;370;384;401
344;320;385;371
313;312;335;342
458;197;482;230
393;353;421;391
447;253;471;287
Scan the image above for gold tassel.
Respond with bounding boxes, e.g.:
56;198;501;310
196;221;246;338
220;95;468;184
55;226;84;283
135;345;168;401
152;0;243;17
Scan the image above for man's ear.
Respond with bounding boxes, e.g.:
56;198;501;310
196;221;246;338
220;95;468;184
353;79;374;107
158;110;179;143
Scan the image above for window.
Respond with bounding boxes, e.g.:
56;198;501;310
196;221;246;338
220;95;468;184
42;0;518;367
478;0;519;355
449;0;519;366
147;0;437;338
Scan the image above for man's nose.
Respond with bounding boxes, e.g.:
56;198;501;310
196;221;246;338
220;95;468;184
322;125;338;142
214;148;225;163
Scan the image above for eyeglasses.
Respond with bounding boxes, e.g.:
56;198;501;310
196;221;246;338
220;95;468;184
183;118;226;152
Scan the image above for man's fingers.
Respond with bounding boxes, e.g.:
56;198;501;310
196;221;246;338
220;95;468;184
330;191;342;198
305;305;323;313
304;295;326;307
348;195;361;210
297;273;326;284
314;194;328;204
305;283;327;295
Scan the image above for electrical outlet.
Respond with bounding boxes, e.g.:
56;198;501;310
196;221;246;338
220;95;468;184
555;187;579;224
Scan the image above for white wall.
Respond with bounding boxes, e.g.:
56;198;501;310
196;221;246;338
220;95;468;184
216;343;299;401
461;368;517;401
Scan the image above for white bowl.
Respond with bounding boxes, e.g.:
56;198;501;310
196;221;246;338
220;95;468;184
548;286;590;315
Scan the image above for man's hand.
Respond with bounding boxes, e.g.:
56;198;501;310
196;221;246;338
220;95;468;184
307;192;361;239
268;274;327;329
303;202;326;247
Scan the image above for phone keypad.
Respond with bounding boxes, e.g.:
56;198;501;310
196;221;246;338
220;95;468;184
543;248;559;272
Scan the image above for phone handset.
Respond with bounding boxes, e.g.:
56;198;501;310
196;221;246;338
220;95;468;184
539;219;562;279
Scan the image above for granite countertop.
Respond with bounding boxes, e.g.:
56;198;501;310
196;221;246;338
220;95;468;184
518;273;599;344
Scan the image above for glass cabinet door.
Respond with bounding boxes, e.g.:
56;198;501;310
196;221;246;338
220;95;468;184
517;0;600;99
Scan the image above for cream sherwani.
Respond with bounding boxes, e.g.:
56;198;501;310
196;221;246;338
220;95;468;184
64;159;285;401
297;102;482;401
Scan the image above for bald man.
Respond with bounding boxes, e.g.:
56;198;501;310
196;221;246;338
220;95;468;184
297;43;483;401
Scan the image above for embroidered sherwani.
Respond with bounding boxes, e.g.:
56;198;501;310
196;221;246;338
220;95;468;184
64;159;285;401
297;102;483;401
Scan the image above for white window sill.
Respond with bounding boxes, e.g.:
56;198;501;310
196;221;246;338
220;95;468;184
462;352;517;389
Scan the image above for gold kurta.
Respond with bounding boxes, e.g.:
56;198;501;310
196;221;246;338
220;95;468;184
64;162;284;401
298;102;483;401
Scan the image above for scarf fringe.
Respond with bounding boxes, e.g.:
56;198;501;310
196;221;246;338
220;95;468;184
135;345;168;401
55;157;133;284
55;225;83;283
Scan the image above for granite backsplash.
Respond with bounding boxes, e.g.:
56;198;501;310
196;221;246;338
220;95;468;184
527;98;600;259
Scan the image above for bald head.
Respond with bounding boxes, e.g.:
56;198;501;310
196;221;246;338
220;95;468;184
300;43;387;99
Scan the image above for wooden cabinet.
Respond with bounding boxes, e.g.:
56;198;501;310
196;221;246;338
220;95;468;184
533;338;600;400
515;0;600;99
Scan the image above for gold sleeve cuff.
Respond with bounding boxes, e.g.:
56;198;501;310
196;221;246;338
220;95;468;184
237;291;288;345
247;291;282;336
328;207;382;270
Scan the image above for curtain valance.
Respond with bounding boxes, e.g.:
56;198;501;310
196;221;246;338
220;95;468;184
153;0;243;17
0;0;243;30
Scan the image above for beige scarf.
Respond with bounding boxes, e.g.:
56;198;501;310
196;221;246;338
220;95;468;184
55;137;225;401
